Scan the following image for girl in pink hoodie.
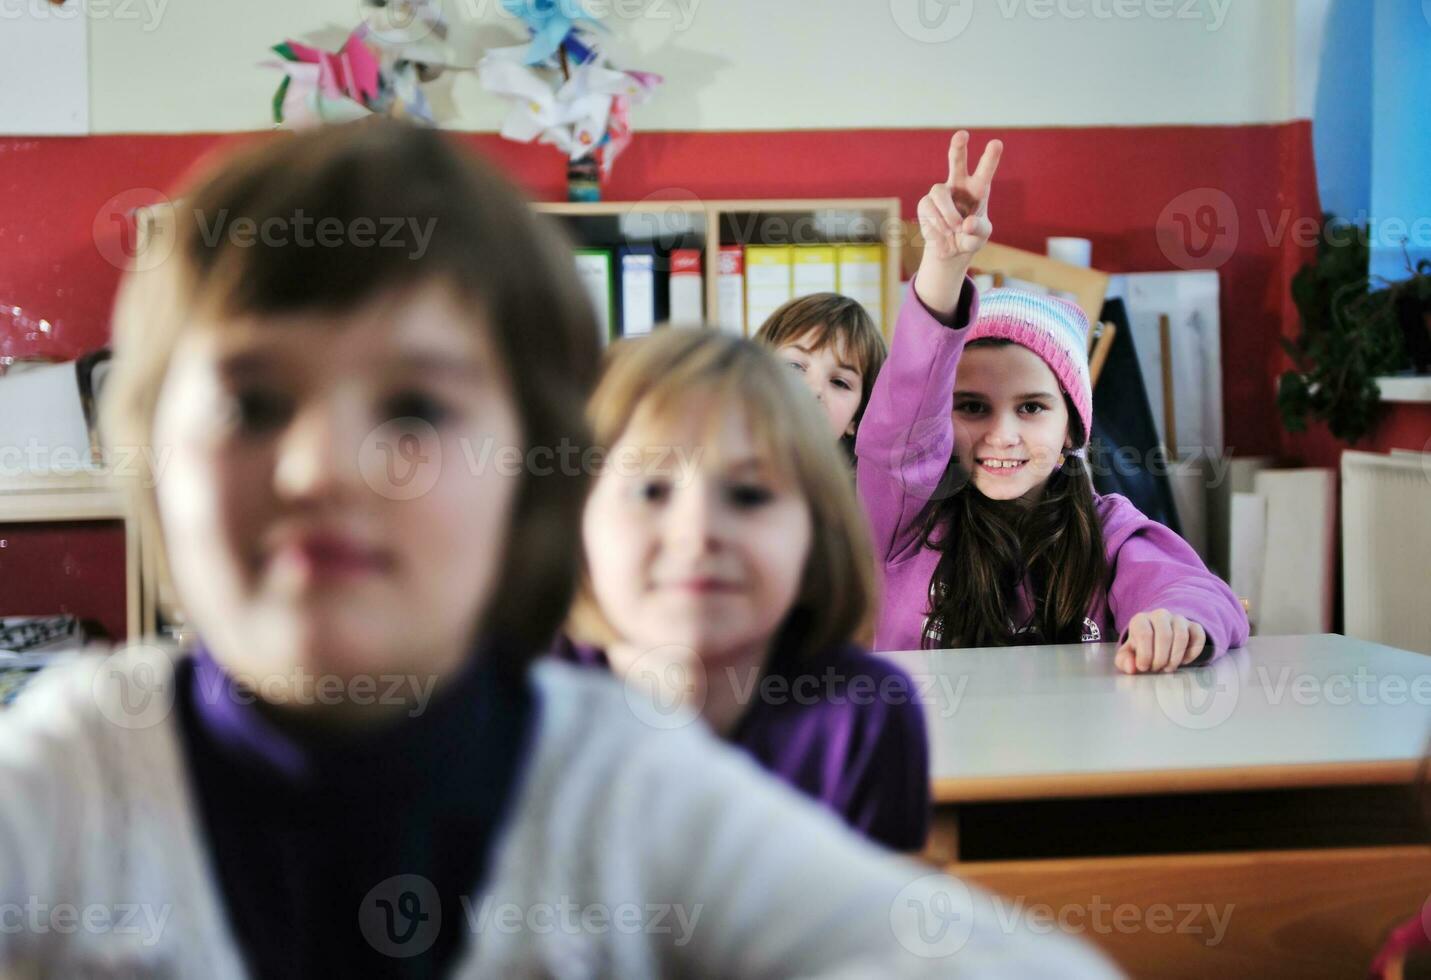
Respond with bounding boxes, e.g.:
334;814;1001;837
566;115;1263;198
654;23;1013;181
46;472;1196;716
856;131;1248;672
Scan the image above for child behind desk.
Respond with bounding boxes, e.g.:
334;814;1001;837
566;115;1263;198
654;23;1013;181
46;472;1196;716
0;121;1115;977
754;292;888;461
857;131;1249;672
563;328;926;851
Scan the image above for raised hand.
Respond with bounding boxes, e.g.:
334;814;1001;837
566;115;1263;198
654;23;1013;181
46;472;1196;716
918;130;1002;264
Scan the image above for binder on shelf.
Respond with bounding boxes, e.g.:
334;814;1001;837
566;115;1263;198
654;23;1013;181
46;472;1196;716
744;245;794;336
837;244;886;332
792;245;838;297
573;248;615;344
717;245;745;336
668;249;704;325
619;246;658;338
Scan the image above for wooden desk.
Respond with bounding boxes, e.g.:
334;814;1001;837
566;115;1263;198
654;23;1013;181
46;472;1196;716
887;635;1431;978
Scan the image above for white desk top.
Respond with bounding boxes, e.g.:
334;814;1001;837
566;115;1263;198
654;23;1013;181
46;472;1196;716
883;634;1431;802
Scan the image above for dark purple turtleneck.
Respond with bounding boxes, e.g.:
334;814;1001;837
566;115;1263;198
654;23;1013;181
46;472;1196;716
173;642;537;979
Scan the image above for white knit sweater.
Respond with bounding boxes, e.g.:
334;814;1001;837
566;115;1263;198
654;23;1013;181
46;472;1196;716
0;647;1117;978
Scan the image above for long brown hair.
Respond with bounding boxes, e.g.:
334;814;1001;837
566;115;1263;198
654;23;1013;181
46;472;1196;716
918;339;1108;648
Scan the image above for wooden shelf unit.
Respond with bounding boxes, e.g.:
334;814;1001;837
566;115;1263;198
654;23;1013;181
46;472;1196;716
139;197;905;337
0;471;153;642
537;198;904;336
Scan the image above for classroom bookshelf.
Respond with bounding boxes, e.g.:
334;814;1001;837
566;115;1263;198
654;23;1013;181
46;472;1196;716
0;470;154;642
538;198;903;339
135;197;904;339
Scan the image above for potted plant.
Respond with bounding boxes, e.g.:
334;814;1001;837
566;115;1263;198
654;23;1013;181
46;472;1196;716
1278;215;1423;443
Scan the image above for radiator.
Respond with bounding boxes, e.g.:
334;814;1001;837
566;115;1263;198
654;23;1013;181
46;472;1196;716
1341;450;1431;654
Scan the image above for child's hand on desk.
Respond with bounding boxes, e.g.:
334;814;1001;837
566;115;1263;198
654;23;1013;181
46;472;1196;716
915;130;1002;315
1115;609;1207;674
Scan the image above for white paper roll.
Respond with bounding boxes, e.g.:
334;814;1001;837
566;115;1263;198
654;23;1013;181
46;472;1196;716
1047;237;1093;267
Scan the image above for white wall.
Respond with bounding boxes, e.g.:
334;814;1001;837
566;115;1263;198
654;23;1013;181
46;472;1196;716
0;2;89;134
68;0;1300;134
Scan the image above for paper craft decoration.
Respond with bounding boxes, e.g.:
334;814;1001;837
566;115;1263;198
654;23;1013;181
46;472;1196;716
479;1;661;175
268;2;478;128
500;0;605;65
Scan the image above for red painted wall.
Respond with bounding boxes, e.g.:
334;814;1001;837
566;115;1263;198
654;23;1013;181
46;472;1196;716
1;122;1423;636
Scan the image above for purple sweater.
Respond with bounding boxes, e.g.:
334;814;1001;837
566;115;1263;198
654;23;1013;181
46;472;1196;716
553;637;931;852
855;279;1250;659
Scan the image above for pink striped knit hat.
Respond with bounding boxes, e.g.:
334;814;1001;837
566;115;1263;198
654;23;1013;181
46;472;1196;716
967;288;1093;446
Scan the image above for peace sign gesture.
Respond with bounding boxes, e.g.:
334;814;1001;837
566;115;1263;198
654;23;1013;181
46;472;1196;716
918;130;1003;263
914;131;1003;316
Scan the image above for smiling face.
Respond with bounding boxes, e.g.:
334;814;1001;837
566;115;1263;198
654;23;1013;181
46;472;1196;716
952;341;1074;504
151;282;523;690
581;402;813;667
774;331;865;439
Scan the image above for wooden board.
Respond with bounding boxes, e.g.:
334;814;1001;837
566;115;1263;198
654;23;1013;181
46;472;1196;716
949;846;1431;980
